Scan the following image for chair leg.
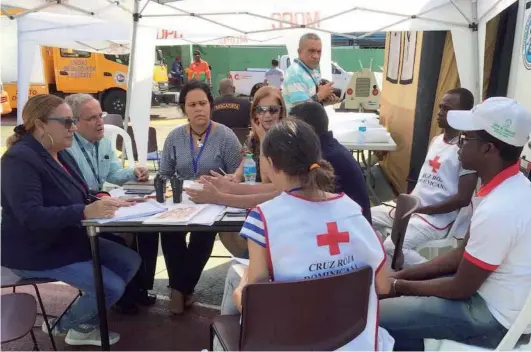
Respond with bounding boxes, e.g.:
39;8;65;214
30;330;39;351
209;324;214;351
32;285;57;351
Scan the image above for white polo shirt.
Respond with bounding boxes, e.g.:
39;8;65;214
463;163;531;332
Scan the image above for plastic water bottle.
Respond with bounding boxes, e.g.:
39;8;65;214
357;122;367;144
243;154;257;184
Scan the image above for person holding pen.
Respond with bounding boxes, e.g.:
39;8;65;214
1;95;140;347
159;81;241;315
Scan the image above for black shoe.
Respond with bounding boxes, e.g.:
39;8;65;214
112;300;139;315
136;290;157;306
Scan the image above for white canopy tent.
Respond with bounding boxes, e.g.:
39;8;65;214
7;11;132;122
3;0;518;164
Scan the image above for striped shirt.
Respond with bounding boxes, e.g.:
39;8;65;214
282;59;321;113
240;209;266;247
160;123;242;179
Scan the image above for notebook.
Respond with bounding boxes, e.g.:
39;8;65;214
96;201;167;224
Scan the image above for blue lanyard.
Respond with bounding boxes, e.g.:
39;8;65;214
74;134;100;185
288;187;303;193
189;121;213;175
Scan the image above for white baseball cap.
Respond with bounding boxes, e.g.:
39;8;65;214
447;97;531;147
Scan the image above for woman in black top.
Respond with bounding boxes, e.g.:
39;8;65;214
1;95;140;347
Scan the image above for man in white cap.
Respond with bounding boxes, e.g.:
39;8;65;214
379;97;531;351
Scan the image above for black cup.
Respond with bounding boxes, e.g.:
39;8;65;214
154;174;166;203
170;175;183;203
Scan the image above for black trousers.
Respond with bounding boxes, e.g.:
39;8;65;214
161;231;217;295
101;232;159;302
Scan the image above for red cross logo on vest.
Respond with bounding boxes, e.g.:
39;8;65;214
429;156;441;173
316;222;350;256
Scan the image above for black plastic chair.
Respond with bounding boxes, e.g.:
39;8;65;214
1;267;82;351
2;293;39;351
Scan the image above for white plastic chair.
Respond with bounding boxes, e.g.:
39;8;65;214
424;291;531;351
103;124;135;168
417;203;474;259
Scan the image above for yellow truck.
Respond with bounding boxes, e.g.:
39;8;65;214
1;10;170;116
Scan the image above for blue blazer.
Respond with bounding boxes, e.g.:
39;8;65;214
1;134;94;270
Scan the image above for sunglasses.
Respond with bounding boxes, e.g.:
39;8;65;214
49;117;77;129
255;105;282;115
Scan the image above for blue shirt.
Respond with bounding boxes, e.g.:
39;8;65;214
282;59;321;113
320;131;372;224
68;133;136;191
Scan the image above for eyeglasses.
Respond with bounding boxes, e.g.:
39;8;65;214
49;117;77;129
79;111;108;123
255;105;282;115
458;133;483;147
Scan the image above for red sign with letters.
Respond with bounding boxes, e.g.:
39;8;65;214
270;11;321;30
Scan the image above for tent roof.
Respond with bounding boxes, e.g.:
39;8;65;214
3;0;517;45
15;12;131;53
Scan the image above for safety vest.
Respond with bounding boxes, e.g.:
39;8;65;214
257;192;394;351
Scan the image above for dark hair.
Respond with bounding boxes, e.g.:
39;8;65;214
178;81;214;112
262;119;335;192
476;130;523;163
447;88;474;110
271;59;279;66
193;50;201;55
249;82;267;100
289;101;329;135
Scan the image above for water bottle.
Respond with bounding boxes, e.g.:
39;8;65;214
357;122;367;144
243;154;257;184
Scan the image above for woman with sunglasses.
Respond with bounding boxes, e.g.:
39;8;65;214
1;95;141;347
230;86;287;183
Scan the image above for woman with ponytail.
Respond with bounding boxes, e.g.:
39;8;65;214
232;119;394;350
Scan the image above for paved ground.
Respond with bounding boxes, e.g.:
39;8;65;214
0;105;399;351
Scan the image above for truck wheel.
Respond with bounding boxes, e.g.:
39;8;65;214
152;94;161;106
103;90;126;116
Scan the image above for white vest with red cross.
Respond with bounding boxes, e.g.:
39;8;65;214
410;134;465;230
257;192;394;351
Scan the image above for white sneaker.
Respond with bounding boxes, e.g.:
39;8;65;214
65;328;120;346
41;318;63;336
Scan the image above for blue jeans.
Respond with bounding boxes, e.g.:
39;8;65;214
379;294;507;351
13;238;141;333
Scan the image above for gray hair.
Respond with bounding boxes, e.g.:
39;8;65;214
299;33;321;49
64;93;97;119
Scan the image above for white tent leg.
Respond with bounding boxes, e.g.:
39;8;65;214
123;0;140;132
16;41;37;124
471;0;482;102
122;0;140;165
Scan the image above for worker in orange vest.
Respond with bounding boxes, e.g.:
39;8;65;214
187;50;212;87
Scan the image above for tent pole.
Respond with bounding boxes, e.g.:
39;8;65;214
122;0;140;165
471;0;481;103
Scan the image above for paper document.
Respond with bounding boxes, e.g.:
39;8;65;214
96;201;167;224
188;204;226;225
143;204;207;224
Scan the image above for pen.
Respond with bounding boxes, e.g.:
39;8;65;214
218;167;227;175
